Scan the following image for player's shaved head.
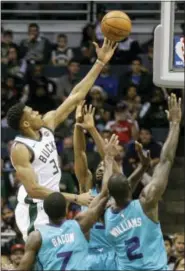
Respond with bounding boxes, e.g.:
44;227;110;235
44;192;66;222
108;173;131;205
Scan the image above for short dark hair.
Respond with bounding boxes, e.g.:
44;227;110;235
132;57;142;65
68;58;80;66
44;192;66;221
3;30;13;37
108;173;130;203
163;235;173;247
58;34;67;40
7;103;25;131
140;126;152;135
28;23;39;31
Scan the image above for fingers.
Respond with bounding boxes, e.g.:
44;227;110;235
83;104;95;115
165;110;169;120
92;41;99;50
109;134;119;145
135;141;143;152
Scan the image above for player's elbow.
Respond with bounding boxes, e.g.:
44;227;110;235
26;184;40;199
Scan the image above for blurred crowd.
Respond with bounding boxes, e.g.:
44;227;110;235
1;15;184;270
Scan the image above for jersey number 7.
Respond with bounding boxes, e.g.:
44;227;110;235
57;251;73;270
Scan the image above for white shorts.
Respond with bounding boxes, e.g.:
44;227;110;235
15;201;49;242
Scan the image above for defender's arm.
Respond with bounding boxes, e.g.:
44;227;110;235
17;231;41;271
74;124;93;193
140;94;181;208
43;39;118;130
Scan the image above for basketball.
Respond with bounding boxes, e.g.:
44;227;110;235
101;10;132;41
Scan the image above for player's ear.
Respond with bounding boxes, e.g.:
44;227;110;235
22;120;30;128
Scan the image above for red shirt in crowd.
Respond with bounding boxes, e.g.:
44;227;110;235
106;120;133;144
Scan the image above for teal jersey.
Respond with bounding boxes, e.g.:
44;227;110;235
37;220;89;271
104;200;168;271
81;188;113;251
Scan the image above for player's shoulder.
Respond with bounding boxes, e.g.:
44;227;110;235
11;142;32;164
11;142;29;156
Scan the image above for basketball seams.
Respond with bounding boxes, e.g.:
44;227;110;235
102;16;131;24
102;21;130;33
101;11;131;41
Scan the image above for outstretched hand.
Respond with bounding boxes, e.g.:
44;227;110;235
93;38;118;64
75;100;86;123
77;191;94;206
165;93;181;123
76;104;95;130
104;134;119;158
135;141;151;168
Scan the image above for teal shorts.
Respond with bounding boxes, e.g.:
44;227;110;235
87;249;116;270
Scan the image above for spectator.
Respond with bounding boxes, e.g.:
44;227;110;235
115;144;126;173
57;59;80;101
116;36;141;64
123;84;142;120
20;23;51;64
173;257;184;271
139;42;153;74
105;102;138;145
10;244;25;268
141;87;168;128
1;206;15;232
60;136;78;194
1;79;19;121
173;233;184;259
95;10;105;44
119;57;153;102
80;43;96;65
1;30;17;64
88;86;113;131
95;64;119;102
81;23;96;48
124;127;162;198
51;34;74;66
101;129;112;141
164;235;177;270
22;63;56;106
6;46;27;79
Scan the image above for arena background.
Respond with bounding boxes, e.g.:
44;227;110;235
1;1;185;269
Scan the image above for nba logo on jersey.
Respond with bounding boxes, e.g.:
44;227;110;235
44;131;50;137
174;36;184;68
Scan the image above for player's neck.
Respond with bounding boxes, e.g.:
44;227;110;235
115;198;132;210
22;129;41;141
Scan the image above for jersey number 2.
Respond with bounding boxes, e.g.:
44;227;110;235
57;251;73;270
50;159;59;175
125;236;143;261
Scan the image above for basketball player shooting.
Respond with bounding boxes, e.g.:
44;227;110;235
102;93;181;270
6;38;118;242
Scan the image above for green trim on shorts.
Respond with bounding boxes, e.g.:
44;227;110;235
27;203;38;235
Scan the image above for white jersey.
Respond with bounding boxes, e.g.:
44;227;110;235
12;127;61;204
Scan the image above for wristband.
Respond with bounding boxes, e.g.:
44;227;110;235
96;59;105;67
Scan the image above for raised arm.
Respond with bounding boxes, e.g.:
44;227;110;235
75;189;108;234
17;231;41;271
74;134;119;233
127;141;151;192
76;104;121;173
11;143;93;206
43;39;118;130
140;94;181;209
74;102;93;193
